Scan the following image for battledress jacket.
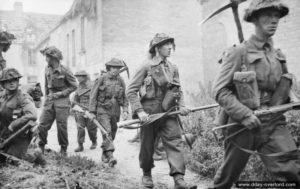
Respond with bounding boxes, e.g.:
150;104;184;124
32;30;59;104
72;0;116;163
126;56;185;114
0;89;37;139
213;35;288;123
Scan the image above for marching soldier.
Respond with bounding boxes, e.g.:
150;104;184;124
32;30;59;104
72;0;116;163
0;68;45;165
89;58;129;167
73;70;97;152
0;31;15;71
38;46;78;155
211;0;300;188
126;33;197;189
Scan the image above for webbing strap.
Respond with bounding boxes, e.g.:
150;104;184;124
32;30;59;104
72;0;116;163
230;138;298;157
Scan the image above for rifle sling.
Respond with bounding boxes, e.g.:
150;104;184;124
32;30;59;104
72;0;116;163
229;138;297;157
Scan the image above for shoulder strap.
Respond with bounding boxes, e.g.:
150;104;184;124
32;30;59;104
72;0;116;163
240;41;249;71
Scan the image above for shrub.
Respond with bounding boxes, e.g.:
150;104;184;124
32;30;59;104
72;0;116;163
183;81;300;181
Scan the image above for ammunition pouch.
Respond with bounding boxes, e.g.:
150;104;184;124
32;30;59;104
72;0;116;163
269;73;293;106
233;71;260;110
162;86;181;111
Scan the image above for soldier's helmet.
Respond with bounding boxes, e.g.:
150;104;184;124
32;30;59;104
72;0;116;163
0;31;16;45
244;0;289;22
40;46;63;60
105;58;124;70
0;67;22;82
75;70;89;77
149;33;174;54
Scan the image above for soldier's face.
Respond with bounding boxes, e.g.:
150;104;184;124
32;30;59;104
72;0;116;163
254;9;281;37
1;44;10;52
109;66;120;75
3;78;19;91
76;76;86;83
157;42;173;58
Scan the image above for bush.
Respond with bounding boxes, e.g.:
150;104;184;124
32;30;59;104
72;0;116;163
183;81;300;181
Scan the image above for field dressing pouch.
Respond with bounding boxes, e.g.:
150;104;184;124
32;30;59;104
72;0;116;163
162;84;182;111
269;73;293;106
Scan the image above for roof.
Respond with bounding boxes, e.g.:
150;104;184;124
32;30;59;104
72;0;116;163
33;0;97;50
0;10;62;44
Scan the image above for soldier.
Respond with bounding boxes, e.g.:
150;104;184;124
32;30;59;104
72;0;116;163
126;33;197;189
89;58;129;167
0;68;45;165
0;31;15;71
27;82;44;108
211;0;300;188
38;46;78;155
73;70;97;152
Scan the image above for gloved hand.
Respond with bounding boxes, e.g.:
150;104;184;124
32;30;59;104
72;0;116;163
137;110;149;122
179;107;191;116
241;114;261;130
122;111;129;120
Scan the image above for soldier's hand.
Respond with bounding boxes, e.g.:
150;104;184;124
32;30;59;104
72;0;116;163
179;107;191;116
48;92;61;100
242;114;261;130
89;112;96;120
122;111;129;120
137;110;149;122
8;124;14;132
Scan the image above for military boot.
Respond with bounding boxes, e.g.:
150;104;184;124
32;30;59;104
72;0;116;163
60;146;67;156
101;151;109;163
38;144;45;154
173;174;197;189
74;143;84;152
106;151;117;167
90;141;97;150
142;170;154;188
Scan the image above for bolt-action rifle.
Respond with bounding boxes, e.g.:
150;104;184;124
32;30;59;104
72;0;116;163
117;104;219;129
72;103;110;140
212;102;300;141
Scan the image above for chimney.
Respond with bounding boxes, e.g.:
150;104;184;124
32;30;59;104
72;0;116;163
14;2;23;13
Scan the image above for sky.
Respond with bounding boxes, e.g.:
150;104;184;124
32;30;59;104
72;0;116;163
0;0;74;15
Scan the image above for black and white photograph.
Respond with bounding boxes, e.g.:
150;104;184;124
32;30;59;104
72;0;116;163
1;0;300;188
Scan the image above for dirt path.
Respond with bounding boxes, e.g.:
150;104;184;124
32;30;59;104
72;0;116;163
46;115;210;188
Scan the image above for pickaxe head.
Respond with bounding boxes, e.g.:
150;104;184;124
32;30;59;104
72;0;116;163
118;61;130;79
199;0;247;26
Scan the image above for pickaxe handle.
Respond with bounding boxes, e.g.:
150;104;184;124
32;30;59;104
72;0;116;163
231;0;244;42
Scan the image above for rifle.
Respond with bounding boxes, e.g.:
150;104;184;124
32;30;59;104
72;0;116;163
0;120;37;164
78;66;130;97
212;102;300;141
117;104;219;129
72;103;110;138
0;120;36;150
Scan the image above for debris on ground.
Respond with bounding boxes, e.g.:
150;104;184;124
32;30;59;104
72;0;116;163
0;150;140;189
